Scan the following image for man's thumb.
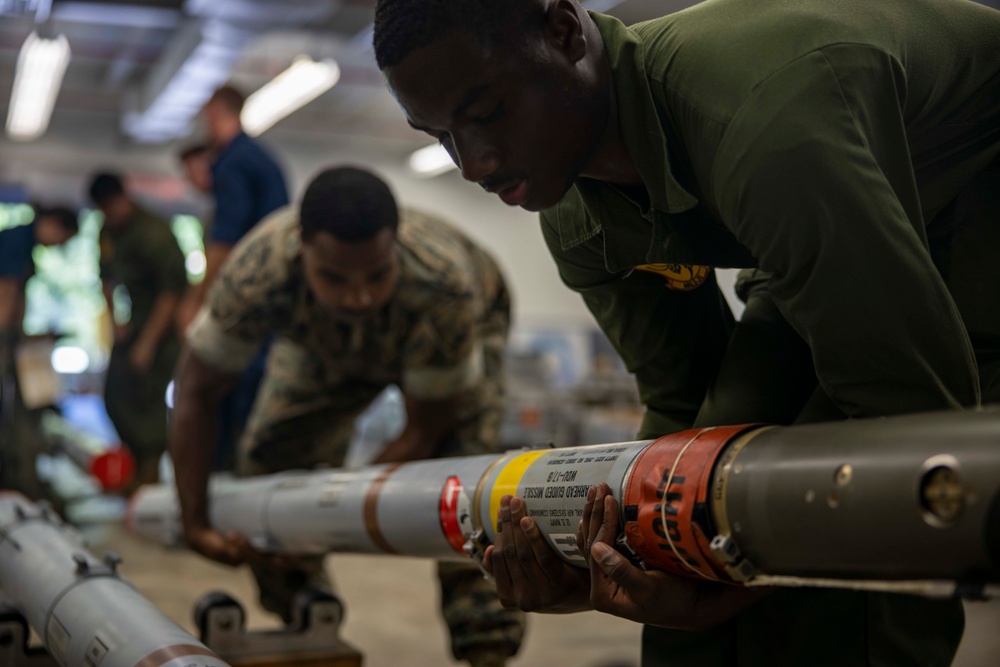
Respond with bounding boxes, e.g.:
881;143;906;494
591;542;642;588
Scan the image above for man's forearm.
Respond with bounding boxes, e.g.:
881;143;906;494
372;395;460;463
197;244;233;304
374;426;440;463
170;351;230;530
136;292;180;349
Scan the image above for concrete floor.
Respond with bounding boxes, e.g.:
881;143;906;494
92;526;998;667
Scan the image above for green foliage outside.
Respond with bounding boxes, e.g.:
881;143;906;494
0;204;204;369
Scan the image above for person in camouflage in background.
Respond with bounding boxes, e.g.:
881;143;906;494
169;166;524;667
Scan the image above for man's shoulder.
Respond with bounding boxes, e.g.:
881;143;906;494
396;209;481;298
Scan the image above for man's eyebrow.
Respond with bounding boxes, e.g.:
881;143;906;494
405;83;490;134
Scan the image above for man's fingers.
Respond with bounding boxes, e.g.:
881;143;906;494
519;515;561;572
507;497;539;588
482;545;496;577
593;493;620;546
587;483;610;549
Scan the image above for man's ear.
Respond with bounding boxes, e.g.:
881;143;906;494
543;0;588;63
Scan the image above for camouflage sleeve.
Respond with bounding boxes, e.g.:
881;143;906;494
186;216;294;372
402;293;483;400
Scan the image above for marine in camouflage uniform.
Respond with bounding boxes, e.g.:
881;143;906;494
185;203;524;665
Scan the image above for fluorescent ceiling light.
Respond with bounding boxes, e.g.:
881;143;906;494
409;143;458;178
5;32;71;141
241;56;340;136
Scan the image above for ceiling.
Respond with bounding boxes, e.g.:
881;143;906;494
1;0;998;183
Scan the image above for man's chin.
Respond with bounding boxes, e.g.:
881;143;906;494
330;309;374;324
521;175;576;212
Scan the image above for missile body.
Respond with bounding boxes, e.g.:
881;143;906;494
39;412;135;492
130;409;1000;597
0;493;230;667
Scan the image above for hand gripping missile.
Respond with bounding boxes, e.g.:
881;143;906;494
0;493;231;667
130;409;1000;598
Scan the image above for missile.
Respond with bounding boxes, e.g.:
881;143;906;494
39;411;135;492
0;492;231;667
130;409;1000;598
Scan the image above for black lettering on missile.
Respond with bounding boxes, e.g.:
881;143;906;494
524;486;544;499
649;472;700;567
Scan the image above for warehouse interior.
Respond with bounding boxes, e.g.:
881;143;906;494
0;0;1000;667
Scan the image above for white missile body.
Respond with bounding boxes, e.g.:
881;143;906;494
131;409;1000;597
0;493;231;667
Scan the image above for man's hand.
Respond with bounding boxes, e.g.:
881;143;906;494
581;483;769;631
184;524;296;569
128;337;156;374
482;495;592;613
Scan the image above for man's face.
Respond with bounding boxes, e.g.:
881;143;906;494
385;28;606;212
34;216;75;247
97;195;132;230
182;155;213;194
202;101;226;145
301;228;401;323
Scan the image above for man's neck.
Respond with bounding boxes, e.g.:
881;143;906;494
214;123;242;149
579;42;642;187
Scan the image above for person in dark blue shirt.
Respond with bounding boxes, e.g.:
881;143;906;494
0;205;78;496
177;85;289;330
0;205;79;341
176;85;289;471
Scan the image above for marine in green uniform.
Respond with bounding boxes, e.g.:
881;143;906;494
89;173;187;488
374;0;1000;664
170;167;524;667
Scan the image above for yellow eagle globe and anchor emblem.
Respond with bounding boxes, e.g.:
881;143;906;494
633;263;710;291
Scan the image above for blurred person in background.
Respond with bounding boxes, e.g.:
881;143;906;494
0;205;79;349
0;204;79;495
173;85;289;471
170;166;525;667
177;84;289;330
89;172;187;489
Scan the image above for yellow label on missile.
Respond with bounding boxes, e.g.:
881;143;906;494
489;450;548;530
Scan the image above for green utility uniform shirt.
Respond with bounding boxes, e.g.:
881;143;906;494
99;207;187;460
541;0;1000;665
544;0;1000;437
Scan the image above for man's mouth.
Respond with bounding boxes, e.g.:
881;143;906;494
494;179;528;206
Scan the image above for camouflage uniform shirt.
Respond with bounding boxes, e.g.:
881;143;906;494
187;206;510;471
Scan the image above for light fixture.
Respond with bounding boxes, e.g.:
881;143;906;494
241;56;340;136
408;143;458;178
5;31;71;141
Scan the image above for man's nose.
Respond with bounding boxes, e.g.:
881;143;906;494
452;134;501;184
343;287;373;309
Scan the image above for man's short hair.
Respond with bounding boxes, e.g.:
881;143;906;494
299;167;399;243
178;143;211;162
87;172;125;205
36;205;79;234
373;0;542;70
208;85;246;114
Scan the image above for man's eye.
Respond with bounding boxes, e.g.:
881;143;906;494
471;102;504;125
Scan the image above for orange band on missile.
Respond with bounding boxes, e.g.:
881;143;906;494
622;424;756;582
